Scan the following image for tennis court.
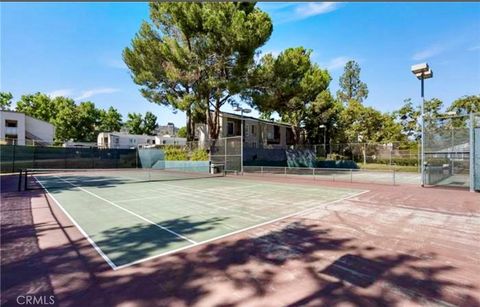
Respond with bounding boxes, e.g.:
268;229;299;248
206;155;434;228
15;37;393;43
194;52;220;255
25;168;366;270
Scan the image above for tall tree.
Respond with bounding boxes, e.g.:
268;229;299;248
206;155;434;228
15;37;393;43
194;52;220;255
245;47;331;144
75;101;100;142
15;93;54;121
447;95;480;115
423;98;444;130
341;100;402;143
337;60;369;104
304;90;341;145
124;3;272;142
125;113;144;135
143;111;158;135
99;107;123;132
446;95;480;128
177;126;187;138
393;98;421;140
0;92;13;111
50;96;78;142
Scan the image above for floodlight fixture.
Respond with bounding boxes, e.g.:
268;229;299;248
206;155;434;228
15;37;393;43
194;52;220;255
415;69;433;80
411;63;429;75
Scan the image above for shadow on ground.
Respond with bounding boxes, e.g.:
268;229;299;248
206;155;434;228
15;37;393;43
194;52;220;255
1;174;478;306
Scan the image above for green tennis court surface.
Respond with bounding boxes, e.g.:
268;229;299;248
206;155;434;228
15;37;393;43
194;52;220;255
34;171;365;270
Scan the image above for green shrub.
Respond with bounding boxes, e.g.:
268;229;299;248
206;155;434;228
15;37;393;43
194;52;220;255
163;146;188;161
190;149;209;161
373;158;419;166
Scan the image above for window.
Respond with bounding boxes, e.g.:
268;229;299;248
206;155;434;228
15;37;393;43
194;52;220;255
251;125;255;135
5;120;17;128
274;126;280;140
267;125;280;144
227;122;234;135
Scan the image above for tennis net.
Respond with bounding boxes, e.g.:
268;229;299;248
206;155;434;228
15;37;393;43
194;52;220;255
21;165;225;190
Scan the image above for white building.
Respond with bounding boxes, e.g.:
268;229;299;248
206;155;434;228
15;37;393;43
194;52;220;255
62;140;98;148
0;111;55;145
195;111;296;149
97;132;186;149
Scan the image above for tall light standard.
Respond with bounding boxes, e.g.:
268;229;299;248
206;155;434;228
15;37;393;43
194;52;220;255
319;124;326;157
411;63;433;187
233;104;251;174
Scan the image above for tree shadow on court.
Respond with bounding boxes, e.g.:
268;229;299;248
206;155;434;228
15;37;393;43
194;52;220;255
1;175;57;306
94;215;228;267
3;174;479;307
85;219;478;307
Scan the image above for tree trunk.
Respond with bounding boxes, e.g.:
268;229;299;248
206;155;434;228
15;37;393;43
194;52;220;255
186;109;193;141
291;125;302;145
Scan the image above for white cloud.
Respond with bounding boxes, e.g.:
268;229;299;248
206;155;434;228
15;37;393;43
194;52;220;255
412;45;444;61
468;45;480;51
75;88;119;100
295;2;341;19
264;2;342;24
323;56;350;71
48;89;73;98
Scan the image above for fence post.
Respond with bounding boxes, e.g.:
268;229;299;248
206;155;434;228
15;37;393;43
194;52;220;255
363;143;367;165
64;147;67;169
350;169;353;183
313;168;315;180
224;138;227;172
284;167;287;177
469;112;474;192
261;166;264;176
12;143;16;173
17;169;22;191
393;168;396;186
92;148;96;169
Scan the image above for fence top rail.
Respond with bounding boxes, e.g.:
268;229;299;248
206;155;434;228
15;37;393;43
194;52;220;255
244;165;398;173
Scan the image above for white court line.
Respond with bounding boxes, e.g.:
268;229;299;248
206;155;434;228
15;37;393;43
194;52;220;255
34;177;118;270
114;189;370;270
52;176;197;244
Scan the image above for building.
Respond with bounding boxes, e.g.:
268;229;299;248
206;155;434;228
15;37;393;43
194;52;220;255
0;111;55;145
97;132;186;149
62;141;98;148
195;111;296;149
155;122;179;137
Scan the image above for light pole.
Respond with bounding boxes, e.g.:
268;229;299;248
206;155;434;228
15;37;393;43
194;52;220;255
411;63;433;187
233;105;251;174
319;124;326;157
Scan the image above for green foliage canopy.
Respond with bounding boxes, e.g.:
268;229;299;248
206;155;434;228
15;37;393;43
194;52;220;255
337;60;369;104
0;92;13;111
124;2;273;141
246;47;331;144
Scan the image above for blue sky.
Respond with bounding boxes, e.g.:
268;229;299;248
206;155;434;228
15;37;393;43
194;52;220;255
1;2;479;127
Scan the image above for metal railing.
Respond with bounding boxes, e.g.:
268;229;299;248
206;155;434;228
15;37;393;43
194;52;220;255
242;165;421;186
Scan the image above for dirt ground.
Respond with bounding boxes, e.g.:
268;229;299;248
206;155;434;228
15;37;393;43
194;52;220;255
1;174;479;307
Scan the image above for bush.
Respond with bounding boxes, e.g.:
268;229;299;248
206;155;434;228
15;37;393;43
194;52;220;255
163;145;188;161
373;158;418;166
190;149;209;161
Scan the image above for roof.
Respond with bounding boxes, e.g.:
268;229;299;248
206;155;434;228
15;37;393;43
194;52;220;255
218;111;292;127
0;110;54;127
99;132;155;138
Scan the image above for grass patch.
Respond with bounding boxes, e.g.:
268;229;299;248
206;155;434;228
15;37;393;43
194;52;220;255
359;163;419;173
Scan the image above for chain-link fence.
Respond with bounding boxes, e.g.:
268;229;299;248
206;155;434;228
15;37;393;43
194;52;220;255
243;142;419;171
209;136;242;173
424;113;479;190
0;144;137;173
